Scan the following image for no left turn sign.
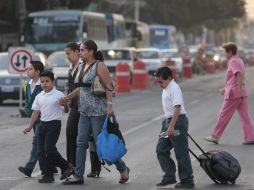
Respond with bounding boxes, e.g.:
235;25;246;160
8;47;34;74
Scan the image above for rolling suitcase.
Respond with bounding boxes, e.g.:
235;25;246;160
187;133;241;184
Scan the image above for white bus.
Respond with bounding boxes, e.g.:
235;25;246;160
22;10;127;55
125;20;150;48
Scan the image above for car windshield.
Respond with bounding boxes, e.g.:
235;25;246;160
48;53;70;67
102;50;131;60
0;54;8;70
136;51;159;59
161;51;179;58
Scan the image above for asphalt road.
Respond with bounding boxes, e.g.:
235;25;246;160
1;67;254;190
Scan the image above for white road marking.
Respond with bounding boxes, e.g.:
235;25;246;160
123;115;165;136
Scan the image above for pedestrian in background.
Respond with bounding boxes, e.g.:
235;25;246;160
23;70;71;183
196;47;205;74
204;42;254;144
62;40;129;185
64;42;101;177
19;61;50;177
154;66;195;189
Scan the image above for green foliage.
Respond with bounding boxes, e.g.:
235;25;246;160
139;0;245;30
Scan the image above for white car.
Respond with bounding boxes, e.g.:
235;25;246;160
48;51;71;92
101;47;137;74
136;48;162;74
161;49;183;76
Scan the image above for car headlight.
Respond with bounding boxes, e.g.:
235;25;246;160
213;55;219;61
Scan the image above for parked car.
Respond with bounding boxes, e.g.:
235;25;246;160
136;48;162;74
160;48;183;76
101;47;137;73
0;51;49;103
47;51;71;92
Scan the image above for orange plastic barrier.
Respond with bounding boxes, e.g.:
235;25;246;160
165;59;177;80
183;58;192;78
206;60;215;74
132;60;149;89
115;62;131;93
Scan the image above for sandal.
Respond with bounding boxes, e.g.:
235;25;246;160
119;167;130;184
62;175;84;185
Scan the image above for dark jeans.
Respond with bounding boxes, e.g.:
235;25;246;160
38;120;69;177
156;115;194;184
66;106;79;167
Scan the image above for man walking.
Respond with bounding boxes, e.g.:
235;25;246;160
154;67;194;189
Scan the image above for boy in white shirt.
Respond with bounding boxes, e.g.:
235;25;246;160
154;67;194;189
23;70;71;183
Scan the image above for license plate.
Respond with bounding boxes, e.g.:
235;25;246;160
1;86;14;92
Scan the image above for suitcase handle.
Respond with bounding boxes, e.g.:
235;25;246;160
187;133;210;160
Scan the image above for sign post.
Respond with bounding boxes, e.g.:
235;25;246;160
8;47;34;113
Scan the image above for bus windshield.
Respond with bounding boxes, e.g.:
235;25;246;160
150;28;170;48
24;15;81;44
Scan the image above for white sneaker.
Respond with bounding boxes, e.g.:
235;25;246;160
204;136;219;144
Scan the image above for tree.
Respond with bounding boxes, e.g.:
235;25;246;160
96;0;245;30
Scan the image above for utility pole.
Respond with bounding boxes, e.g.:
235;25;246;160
134;0;139;21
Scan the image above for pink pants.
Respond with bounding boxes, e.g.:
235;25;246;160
212;98;254;141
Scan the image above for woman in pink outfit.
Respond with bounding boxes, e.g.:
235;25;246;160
204;42;254;144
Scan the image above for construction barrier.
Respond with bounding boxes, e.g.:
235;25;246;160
183;58;192;78
165;59;177;80
206;60;215;73
132;60;149;89
115;62;131;93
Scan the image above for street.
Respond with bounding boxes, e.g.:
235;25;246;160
1;68;254;190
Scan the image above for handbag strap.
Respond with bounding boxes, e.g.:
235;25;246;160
78;61;97;86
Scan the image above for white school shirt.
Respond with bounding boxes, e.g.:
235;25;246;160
162;80;186;118
32;87;65;122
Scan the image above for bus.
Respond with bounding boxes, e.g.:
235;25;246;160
149;25;177;49
105;13;127;48
125;20;149;48
22;10;127;55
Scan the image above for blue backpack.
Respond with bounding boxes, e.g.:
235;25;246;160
96;115;127;165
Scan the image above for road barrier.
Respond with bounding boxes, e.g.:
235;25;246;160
183;58;192;78
165;59;177;80
132;60;149;89
206;60;215;74
115;62;131;93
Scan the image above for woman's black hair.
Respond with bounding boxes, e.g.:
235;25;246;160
154;66;172;80
65;42;79;52
83;40;104;61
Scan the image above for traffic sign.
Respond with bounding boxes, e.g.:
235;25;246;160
8;47;34;73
